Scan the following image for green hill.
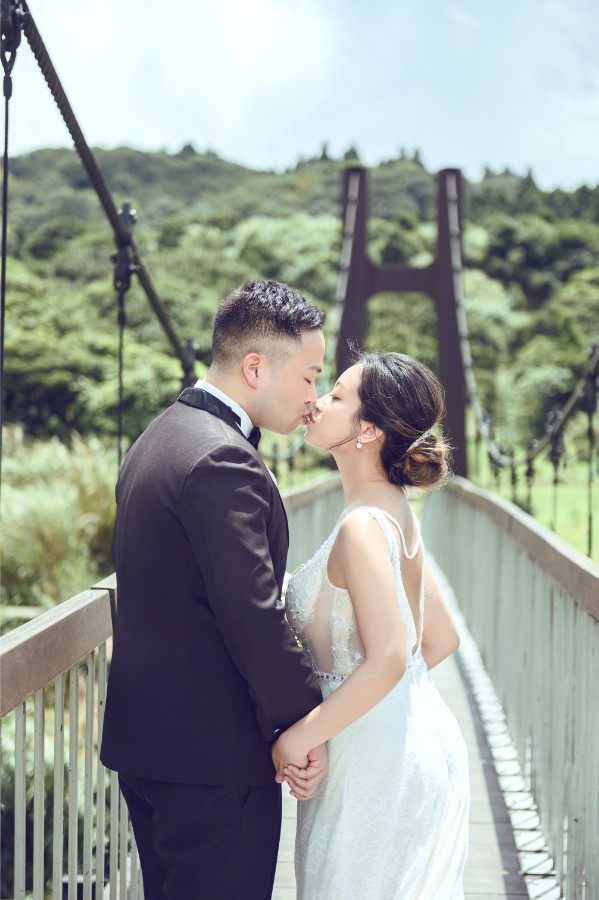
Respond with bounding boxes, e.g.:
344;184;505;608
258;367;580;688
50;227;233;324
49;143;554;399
2;146;599;608
4;145;599;448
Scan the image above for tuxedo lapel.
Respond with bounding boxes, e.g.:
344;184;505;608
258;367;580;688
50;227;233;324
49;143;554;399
273;483;290;544
178;387;289;542
177;388;244;437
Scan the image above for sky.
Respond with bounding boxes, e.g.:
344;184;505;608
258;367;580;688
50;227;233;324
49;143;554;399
7;0;599;190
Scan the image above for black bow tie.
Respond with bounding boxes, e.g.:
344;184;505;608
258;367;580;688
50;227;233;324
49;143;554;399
248;426;261;449
220;401;261;449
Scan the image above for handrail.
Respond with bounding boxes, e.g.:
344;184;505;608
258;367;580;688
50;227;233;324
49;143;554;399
0;481;342;715
422;477;599;899
439;477;599;619
283;472;341;512
0;586;113;717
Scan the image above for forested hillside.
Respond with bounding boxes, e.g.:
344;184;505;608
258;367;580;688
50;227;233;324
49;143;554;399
2;144;598;610
4;145;599;448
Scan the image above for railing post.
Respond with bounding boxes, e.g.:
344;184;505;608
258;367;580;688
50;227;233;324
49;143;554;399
53;673;65;898
14;702;27;900
33;688;45;898
83;654;95;899
96;643;108;892
68;664;79;900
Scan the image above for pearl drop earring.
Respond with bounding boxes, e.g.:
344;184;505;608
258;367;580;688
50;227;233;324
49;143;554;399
356;434;363;450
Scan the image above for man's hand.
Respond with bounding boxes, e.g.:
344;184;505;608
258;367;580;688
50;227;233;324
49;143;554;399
272;730;309;777
276;743;328;801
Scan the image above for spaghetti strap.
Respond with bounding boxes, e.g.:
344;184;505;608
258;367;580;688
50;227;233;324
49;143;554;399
338;504;422;559
370;509;422;560
359;507;426;662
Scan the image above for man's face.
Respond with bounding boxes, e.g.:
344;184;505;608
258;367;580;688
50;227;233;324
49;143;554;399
257;329;325;434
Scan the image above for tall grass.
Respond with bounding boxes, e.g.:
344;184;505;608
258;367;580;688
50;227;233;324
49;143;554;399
466;424;598;561
1;427;117;625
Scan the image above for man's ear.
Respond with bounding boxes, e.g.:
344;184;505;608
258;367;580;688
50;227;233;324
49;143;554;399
242;353;262;390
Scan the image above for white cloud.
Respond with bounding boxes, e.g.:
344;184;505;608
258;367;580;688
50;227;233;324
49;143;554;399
446;7;479;29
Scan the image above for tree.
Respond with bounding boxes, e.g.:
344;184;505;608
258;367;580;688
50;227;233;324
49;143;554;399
320;142;331;161
343;145;360;161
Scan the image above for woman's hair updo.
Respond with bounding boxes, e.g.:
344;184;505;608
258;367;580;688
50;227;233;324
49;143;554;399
355;351;451;490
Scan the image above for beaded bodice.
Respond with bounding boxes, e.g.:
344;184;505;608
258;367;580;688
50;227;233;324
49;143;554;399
285;506;424;682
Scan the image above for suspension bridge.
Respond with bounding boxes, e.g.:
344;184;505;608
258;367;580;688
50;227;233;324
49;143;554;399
1;3;598;899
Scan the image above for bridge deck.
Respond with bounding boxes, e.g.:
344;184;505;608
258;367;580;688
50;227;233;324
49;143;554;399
272;652;539;899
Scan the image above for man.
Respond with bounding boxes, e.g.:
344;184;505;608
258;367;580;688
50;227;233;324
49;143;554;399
101;281;328;899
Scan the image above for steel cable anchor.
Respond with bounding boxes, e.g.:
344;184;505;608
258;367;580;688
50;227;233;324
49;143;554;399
111;202;138;468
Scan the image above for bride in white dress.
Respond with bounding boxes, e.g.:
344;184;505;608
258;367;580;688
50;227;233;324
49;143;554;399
272;351;470;900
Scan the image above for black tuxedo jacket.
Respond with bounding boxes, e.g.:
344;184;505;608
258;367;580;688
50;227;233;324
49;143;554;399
100;388;321;785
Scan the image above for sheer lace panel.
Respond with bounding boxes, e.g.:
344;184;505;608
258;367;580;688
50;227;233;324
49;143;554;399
285;506;426;677
286;529;365;676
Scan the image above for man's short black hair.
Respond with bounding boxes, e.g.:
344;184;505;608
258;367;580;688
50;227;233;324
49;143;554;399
211;281;326;369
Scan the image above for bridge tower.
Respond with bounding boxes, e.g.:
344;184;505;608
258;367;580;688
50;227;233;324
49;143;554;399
335;167;468;477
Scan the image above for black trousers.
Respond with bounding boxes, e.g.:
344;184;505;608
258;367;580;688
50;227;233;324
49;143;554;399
118;773;282;900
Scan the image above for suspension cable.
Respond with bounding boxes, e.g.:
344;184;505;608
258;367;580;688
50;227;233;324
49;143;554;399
7;2;311;466
112;202;137;468
19;1;195;385
445;170;599;471
445;167;598;553
1;0;25;489
583;352;597;557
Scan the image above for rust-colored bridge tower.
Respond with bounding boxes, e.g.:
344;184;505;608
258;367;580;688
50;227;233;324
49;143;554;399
335;167;468;477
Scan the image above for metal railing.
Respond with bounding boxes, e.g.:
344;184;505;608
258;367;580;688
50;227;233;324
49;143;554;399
284;473;343;571
0;475;343;898
0;577;143;900
422;476;599;900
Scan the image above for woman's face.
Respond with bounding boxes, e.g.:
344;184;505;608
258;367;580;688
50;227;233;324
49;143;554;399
304;363;363;452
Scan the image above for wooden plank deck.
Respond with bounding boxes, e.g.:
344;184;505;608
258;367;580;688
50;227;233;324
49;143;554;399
272;652;531;899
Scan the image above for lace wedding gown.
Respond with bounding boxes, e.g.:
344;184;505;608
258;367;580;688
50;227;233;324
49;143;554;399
285;506;469;900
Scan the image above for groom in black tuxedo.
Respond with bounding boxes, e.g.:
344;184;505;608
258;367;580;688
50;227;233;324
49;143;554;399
101;281;327;899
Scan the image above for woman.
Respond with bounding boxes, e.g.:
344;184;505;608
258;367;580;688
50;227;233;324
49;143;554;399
272;352;470;899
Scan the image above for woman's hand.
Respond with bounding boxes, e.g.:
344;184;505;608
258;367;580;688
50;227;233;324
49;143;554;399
272;729;329;800
283;743;328;800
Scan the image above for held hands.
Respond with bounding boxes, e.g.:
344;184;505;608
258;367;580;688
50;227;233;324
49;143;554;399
272;736;328;801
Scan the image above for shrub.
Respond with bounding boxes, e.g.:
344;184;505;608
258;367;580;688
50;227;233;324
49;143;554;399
1;428;117;616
